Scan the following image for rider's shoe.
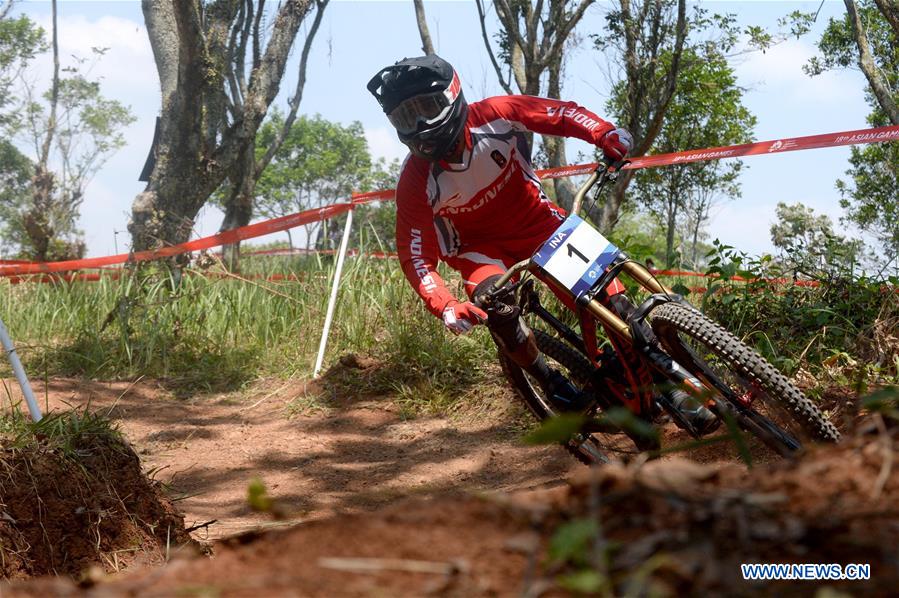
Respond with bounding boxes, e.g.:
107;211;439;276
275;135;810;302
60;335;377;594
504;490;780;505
661;389;720;436
543;369;593;412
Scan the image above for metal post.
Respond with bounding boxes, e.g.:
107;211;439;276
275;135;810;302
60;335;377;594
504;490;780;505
313;208;354;378
0;317;42;421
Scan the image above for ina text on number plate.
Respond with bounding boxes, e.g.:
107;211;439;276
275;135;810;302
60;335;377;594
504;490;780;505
531;215;621;298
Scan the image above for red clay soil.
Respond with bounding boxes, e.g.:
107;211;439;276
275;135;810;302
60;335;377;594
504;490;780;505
0;365;759;544
0;431;196;580
0;372;593;541
4;420;897;597
1;363;893;596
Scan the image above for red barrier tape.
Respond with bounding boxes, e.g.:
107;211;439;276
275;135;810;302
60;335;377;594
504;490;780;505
2;124;896;278
536;124;899;178
236;248;397;259
0;203;353;276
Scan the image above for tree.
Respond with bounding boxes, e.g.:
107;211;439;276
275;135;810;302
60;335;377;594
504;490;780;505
3;1;134;260
770;202;865;276
216;0;329;270
594;3;811;234
0;4;42;255
844;0;898;123
475;0;594;208
128;0;326;257
592;0;687;233
0;5;44;129
246;112;398;250
836;129;898;275
626;43;755;267
807;0;898;273
0;139;31;254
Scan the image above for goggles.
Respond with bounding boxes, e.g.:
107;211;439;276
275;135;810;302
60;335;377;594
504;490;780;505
387;91;453;135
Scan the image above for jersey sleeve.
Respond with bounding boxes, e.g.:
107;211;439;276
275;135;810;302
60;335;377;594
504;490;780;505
475;95;614;145
394;160;459;319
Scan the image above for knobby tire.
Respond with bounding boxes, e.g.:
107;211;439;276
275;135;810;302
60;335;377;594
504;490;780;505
649;302;840;450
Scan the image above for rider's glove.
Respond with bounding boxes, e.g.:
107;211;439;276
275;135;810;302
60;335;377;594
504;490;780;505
600;127;633;162
442;301;487;335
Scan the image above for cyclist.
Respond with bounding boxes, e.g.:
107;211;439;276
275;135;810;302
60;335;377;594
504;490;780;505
367;54;717;434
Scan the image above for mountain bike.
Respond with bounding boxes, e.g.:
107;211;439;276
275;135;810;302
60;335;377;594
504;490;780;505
478;163;841;464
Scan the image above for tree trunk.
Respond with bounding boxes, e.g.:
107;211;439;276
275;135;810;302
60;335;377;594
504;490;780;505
665;199;677;268
220;142;257;271
544;58;577;210
597;171;633;233
25;167;54;261
26;0;59;261
844;0;899;125
129;0;314;254
413;0;435;55
873;0;899;39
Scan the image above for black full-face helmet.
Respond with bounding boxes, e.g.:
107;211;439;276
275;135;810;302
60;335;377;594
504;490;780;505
367;54;468;161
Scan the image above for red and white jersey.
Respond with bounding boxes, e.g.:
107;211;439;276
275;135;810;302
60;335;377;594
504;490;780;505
395;95;614;318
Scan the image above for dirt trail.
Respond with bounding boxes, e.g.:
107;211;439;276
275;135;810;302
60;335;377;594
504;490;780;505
13;374;592;540
6;360;770;543
6;427;897;597
5;369;894;596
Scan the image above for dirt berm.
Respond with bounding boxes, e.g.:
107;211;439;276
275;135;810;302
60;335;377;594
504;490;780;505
4;418;897;597
0;419;198;581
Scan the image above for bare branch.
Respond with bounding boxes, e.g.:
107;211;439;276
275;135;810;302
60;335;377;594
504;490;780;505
235;0;253;102
526;0;544;55
242;0;312;127
475;0;514;94
413;0;435;55
494;0;529;54
554;0;594;56
1;0;14;20
38;0;59;166
252;0;265;68
844;0;899;124
225;2;246;118
256;0;329;175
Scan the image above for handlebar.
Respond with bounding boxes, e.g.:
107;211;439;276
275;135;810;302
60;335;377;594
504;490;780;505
570;159;627;215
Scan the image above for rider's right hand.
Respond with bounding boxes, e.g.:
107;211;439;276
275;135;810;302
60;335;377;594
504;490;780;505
600;127;633;162
442;301;488;335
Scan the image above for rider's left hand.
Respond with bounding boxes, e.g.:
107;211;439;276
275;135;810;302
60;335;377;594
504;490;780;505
442;301;487;335
600;128;633;162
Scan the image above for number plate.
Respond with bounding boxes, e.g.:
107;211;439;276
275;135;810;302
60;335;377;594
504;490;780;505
531;215;621;298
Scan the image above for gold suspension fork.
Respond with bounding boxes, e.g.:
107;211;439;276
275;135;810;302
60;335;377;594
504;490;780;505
579;260;673;342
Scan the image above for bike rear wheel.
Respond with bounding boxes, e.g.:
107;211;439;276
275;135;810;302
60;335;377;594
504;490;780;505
499;330;633;465
649;302;840;455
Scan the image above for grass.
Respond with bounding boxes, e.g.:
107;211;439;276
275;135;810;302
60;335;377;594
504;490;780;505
0;253;495;402
0;401;122;458
0;243;893;411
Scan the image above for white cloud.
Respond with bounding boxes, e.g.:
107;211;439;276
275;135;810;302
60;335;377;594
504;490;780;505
31;14;154;92
735;38;865;108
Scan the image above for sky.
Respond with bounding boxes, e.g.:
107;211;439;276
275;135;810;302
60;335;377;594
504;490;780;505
7;0;875;259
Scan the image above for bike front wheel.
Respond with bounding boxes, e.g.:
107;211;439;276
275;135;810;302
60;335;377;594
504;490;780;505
649;302;840;455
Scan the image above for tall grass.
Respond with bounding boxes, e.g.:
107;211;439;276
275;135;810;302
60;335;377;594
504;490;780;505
0;254;494;397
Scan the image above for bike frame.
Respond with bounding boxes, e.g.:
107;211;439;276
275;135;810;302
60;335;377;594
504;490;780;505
485;164;714;412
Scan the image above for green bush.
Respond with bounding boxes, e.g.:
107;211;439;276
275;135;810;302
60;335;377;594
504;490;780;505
698;241;898;384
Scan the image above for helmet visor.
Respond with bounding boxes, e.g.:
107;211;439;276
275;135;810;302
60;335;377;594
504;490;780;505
387;92;452;135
